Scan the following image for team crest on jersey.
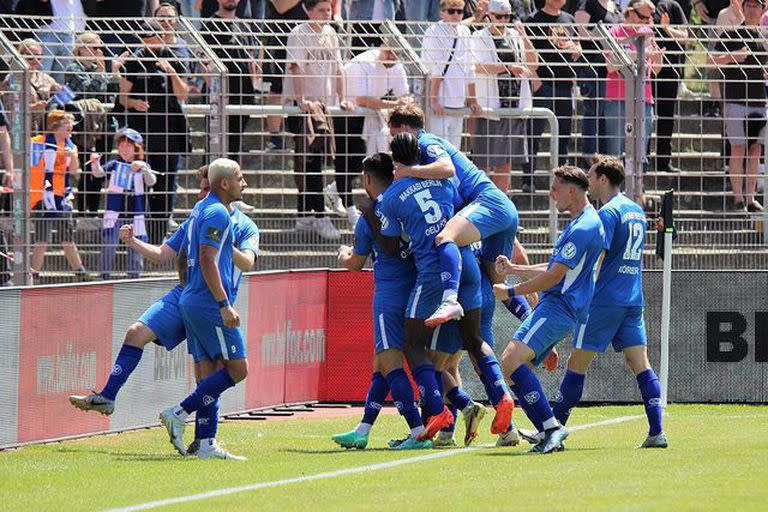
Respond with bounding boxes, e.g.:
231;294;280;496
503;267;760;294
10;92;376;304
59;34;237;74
561;242;576;260
206;226;222;242
425;144;444;158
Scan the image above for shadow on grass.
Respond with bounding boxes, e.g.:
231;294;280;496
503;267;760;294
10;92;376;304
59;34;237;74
279;447;394;455
55;446;187;461
479;447;602;457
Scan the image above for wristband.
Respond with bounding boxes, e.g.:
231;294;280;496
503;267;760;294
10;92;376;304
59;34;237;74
217;299;230;308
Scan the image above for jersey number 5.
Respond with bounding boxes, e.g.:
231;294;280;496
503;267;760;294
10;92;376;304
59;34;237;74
622;222;643;261
414;189;442;224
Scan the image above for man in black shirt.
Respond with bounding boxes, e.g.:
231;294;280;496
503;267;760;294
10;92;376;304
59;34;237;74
523;0;582;191
201;0;262;158
652;0;688;173
712;0;766;212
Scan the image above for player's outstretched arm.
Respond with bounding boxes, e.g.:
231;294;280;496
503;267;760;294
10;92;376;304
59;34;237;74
120;224;177;264
395;157;455;180
493;262;568;300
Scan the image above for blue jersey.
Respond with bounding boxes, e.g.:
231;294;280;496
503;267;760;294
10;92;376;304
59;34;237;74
417;129;493;204
540;204;604;322
591;193;645;307
165;219;189;254
179;192;235;309
379;177;458;275
231;208;259;302
353;200;416;294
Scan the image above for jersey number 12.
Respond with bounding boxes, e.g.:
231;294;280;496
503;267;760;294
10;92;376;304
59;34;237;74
622;222;643;261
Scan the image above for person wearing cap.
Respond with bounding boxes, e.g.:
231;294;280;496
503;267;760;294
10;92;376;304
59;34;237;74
711;0;767;213
471;0;537;192
28;110;90;282
120;25;189;244
335;35;410;229
89;128;157;279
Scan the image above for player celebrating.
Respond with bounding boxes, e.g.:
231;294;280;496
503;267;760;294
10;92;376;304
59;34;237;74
545;156;667;449
387;103;518;328
494;166;604;454
332;153;431;451
159;158;250;460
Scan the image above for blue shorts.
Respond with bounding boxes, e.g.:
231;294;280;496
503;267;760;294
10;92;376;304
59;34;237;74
577;305;647;353
406;247;481;319
430;320;463;354
180;304;246;363
138;286;187;352
513;298;579;366
373;288;409;354
457;187;518;263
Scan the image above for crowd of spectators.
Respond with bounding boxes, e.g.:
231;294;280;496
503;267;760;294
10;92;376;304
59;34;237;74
0;0;766;280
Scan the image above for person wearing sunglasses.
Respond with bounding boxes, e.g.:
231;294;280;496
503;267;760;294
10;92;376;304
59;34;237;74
422;0;483;148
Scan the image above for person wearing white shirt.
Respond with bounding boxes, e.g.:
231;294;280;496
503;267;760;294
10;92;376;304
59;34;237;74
471;0;537;191
39;0;87;84
421;0;482;147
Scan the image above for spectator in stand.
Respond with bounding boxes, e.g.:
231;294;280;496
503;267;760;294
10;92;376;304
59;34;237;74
652;0;688;173
471;0;537;192
155;2;205;95
339;35;410;228
199;0;252;16
574;0;624;167
344;0;398;55
0;99;12;187
422;0;482;148
1;39;62;133
202;0;263;158
604;0;662;164
91;0;152;57
284;0;354;239
34;0;87;84
29;110;90;282
89;128;156;279
712;0;765;212
523;0;582;193
402;0;441;48
264;0;308;151
66;32;127;103
695;0;730;22
120;27;189;244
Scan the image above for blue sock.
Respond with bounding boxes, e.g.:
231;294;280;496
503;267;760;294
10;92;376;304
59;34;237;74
386;369;422;429
195;398;219;440
180;368;235;414
636;368;663;436
509;382;544;431
435;371;445;398
478;355;508;406
362;372;389;426
503;295;532;321
100;344;143;401
510;365;557;431
446;386;472;412
413;364;444;417
436;240;461;300
552;370;585;426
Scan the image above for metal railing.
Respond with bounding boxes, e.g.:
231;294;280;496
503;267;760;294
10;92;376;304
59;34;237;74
0;16;767;283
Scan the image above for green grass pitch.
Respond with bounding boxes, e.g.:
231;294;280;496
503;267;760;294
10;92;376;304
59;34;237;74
1;404;767;511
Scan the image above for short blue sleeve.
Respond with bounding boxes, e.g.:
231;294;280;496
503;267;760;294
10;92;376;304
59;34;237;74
353;216;374;257
165;219;188;253
598;207;617;252
378;196;401;238
199;203;231;249
553;227;592;270
235;219;260;256
419;140;448;166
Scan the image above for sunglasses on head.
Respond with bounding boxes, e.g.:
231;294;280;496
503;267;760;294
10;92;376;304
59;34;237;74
442;8;464;15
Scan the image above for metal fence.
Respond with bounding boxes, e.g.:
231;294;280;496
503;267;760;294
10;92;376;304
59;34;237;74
0;15;767;284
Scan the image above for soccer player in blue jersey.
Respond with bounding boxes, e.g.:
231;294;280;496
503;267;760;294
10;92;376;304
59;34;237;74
159;158;251;460
546;156;667;449
387;103;519;329
494;166;604;454
331;153;431;451
379;134;514;440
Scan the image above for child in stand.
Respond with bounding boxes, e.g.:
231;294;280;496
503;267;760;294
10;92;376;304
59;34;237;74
90;128;156;279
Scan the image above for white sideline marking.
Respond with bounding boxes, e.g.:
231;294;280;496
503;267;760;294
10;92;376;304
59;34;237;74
104;414;644;512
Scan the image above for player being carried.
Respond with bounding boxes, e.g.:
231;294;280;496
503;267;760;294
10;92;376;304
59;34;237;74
387;103;519;328
494;166;604;454
516;156;667;449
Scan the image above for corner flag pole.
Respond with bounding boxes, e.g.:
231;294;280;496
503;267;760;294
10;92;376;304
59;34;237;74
658;190;675;409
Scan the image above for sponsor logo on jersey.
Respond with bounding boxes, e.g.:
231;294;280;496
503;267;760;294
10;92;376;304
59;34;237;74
561;242;576;260
205;226;222;242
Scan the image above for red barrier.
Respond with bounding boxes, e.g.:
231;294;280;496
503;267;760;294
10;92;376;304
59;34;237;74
17;285;114;442
322;270;375;402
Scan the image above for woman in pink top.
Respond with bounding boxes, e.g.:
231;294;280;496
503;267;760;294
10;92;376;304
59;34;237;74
604;0;663;163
